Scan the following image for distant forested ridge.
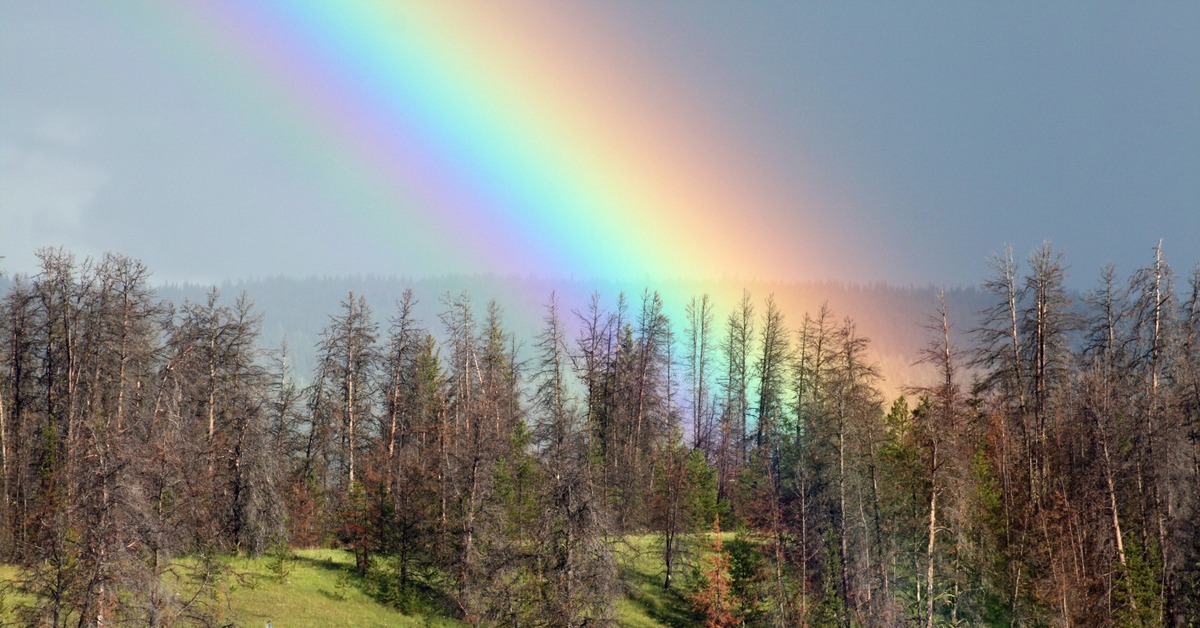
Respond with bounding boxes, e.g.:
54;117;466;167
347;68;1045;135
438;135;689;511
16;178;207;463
0;243;1197;625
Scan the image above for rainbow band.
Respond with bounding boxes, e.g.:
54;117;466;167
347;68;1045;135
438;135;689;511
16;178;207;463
123;1;860;327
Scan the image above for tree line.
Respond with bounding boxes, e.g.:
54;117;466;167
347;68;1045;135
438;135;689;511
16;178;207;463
0;244;1198;625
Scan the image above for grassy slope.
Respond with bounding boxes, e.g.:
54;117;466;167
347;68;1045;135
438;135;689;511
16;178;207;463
0;539;706;626
227;540;704;627
615;535;705;627
225;549;458;627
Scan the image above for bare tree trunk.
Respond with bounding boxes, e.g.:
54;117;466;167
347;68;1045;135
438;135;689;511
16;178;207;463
800;471;809;623
114;296;132;432
346;372;355;488
837;398;851;620
926;440;937;628
0;377;7;520
1099;426;1127;567
207;337;217;478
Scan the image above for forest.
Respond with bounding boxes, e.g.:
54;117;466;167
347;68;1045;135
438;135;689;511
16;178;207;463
0;242;1198;626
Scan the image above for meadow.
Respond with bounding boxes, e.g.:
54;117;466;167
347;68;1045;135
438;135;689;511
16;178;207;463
0;539;712;626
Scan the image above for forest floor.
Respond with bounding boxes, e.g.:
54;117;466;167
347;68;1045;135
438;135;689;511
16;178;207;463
614;534;707;627
223;548;457;627
230;538;704;626
0;537;708;626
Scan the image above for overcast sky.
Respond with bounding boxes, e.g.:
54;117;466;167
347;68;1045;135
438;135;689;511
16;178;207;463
2;2;1198;288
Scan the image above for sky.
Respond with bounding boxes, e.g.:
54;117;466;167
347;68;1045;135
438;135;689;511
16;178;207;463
2;1;1198;289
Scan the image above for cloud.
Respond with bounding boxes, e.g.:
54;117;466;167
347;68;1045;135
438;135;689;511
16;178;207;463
0;139;108;261
33;112;95;148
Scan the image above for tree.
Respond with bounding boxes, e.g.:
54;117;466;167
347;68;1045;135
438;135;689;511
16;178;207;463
685;294;716;451
1080;264;1135;605
164;289;280;552
380;289;423;495
306;292;379;504
717;291;754;504
910;290;968;626
652;434;719;592
530;294;616;625
828;317;883;621
691;515;743;627
755;295;790;452
573;292;619;488
1127;241;1180;622
387;333;447;603
442;297;526;619
222;293;284;554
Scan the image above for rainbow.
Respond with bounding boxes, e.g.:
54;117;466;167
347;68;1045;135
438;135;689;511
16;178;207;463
132;1;852;319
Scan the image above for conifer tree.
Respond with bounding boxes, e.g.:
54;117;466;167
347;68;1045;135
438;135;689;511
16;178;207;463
691;515;742;628
530;294;615;625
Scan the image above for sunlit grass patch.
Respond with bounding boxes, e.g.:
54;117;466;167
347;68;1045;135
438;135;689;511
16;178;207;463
0;538;721;627
614;534;707;627
224;548;461;627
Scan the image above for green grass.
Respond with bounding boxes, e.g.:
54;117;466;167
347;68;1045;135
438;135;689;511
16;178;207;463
0;538;712;626
226;543;703;627
224;548;460;627
614;535;707;627
0;563;31;622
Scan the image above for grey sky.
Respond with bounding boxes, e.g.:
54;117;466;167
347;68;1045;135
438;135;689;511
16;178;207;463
2;2;1198;287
